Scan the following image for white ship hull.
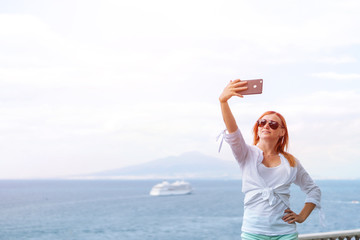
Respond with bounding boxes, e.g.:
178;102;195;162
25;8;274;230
150;188;192;196
149;181;192;196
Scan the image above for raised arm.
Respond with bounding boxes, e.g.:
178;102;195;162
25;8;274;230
219;79;247;133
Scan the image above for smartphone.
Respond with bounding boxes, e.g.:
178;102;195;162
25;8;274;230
240;79;263;95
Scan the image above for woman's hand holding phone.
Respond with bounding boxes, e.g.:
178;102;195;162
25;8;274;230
219;79;248;103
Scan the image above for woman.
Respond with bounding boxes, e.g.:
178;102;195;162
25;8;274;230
219;79;321;240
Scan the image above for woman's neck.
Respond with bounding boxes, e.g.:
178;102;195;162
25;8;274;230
257;140;278;156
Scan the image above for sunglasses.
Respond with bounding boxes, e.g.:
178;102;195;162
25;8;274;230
257;119;282;130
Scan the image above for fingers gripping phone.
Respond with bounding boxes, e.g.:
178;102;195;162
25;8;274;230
240;79;263;95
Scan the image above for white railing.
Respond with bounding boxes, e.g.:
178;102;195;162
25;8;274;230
299;229;360;240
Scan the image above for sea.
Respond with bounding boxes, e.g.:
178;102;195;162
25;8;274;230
0;180;359;240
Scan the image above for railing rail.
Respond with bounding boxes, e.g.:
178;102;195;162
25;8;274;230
299;229;360;240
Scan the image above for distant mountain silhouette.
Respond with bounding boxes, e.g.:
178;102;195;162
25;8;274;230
79;151;241;179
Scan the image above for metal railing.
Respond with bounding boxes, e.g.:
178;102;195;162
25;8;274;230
299;229;360;240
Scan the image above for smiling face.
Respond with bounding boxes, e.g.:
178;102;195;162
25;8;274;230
252;111;295;166
257;114;285;142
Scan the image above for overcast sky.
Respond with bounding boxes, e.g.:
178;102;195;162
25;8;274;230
1;0;359;179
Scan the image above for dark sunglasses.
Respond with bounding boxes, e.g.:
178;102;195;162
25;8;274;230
257;119;282;130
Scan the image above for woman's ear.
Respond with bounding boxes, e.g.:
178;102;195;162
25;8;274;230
280;128;286;138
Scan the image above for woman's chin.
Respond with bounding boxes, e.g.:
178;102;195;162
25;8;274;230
259;135;277;141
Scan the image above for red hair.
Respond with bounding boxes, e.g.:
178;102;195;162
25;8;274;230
252;111;296;167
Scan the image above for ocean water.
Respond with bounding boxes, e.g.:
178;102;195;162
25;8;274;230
0;180;359;240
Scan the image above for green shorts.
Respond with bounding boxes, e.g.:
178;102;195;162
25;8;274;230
241;232;298;240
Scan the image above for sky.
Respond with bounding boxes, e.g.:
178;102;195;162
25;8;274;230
0;0;359;179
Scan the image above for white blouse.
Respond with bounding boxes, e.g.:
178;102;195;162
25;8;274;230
224;128;321;235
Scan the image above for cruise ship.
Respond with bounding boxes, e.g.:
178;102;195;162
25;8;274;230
149;180;192;196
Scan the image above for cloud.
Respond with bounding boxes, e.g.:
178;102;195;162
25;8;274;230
0;14;50;36
1;1;360;179
311;72;360;80
316;56;357;64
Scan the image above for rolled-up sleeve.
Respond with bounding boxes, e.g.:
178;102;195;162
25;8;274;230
225;128;250;168
294;160;321;208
